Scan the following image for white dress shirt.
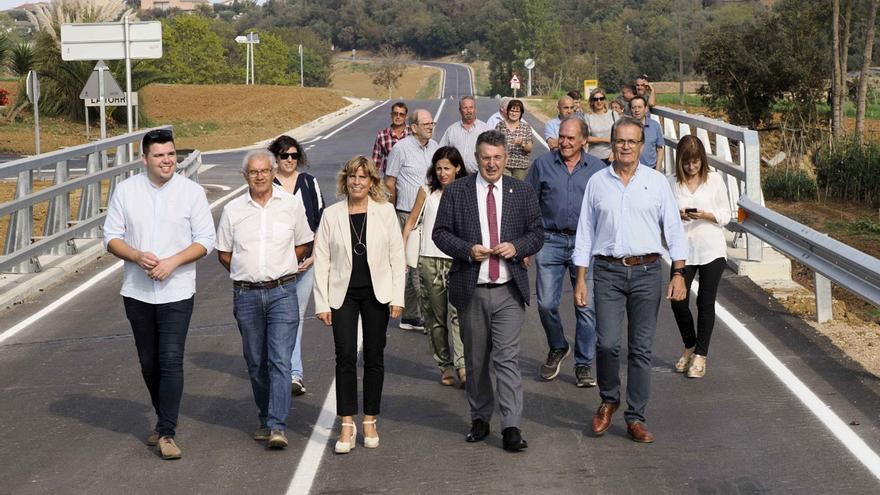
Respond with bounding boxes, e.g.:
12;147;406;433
475;174;511;284
103;173;216;304
668;171;732;265
216;187;314;283
438;120;492;173
384;135;438;212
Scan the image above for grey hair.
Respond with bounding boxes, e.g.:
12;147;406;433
500;96;511;110
560;116;589;139
408;108;431;127
610;116;645;143
241;149;277;174
459;95;476;108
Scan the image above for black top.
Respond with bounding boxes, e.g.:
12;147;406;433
348;213;371;288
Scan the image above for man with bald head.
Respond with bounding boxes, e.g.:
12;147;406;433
384;108;439;330
439;96;491;174
543;96;575;151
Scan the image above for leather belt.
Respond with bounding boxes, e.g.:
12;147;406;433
547;229;577;236
233;273;297;290
396;209;411;215
596;253;660;266
476;281;509;289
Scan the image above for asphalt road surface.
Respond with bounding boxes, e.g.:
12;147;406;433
2;62;880;494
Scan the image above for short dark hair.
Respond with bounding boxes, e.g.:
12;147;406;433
567;90;582;100
268;134;308;167
610;116;644;143
142;128;174;155
621;84;636;95
629;95;648;108
392;101;408;114
506;99;524;115
560;116;588;139
476;129;506;150
428;146;468;191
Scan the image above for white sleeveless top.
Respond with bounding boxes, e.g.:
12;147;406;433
420;189;450;259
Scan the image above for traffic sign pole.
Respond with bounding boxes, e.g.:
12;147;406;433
26;70;40;155
124;15;134;161
98;63;107;140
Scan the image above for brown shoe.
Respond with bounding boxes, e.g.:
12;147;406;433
146;430;159;446
626;421;655;443
591;402;619;435
440;368;455;386
158;436;182;460
457;368;467;389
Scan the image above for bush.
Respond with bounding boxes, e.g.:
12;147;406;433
814;137;880;207
762;167;817;202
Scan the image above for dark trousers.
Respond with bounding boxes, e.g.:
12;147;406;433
123;296;194;437
670;257;726;357
331;285;389;416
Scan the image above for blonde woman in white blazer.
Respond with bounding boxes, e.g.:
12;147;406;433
313;155;405;454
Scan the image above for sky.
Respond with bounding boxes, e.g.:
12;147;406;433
0;0;28;12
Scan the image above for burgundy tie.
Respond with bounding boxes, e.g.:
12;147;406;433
487;183;499;281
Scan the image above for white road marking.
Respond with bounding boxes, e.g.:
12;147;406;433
435;98;446;123
286;319;363;495
532;126;549;150
322;100;389;140
0;184;249;345
303;136;323;144
201;183;231;191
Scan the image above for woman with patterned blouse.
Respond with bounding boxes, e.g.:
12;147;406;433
495;99;534;180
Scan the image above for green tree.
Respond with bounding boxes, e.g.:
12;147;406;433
372;47;406;98
253;31;293;85
156;15;231;84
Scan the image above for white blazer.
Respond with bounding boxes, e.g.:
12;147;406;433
313;197;406;313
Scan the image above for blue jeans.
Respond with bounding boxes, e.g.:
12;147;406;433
290;266;315;380
233;279;299;430
593;257;662;424
123;296;194;438
535;232;596;367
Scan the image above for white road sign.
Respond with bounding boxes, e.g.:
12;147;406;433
524;58;535;70
61;21;162;61
85;92;137;107
510;74;521;90
80;61;125;99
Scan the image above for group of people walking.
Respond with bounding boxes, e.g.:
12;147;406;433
103;87;731;460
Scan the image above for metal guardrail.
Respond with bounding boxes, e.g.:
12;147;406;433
734;196;880;322
651;106;763;261
0;126;201;274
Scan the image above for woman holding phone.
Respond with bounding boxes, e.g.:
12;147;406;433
667;135;731;378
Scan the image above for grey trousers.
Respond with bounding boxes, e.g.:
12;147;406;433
458;283;525;429
396;211;423;321
593;257;662;424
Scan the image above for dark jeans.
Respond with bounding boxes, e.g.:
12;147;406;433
123;296;194;438
332;285;389;416
593;258;662;424
233;279;299;430
669;257;726;357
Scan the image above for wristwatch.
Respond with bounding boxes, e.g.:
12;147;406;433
671;267;685;278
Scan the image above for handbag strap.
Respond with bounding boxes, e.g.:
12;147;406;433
414;185;429;225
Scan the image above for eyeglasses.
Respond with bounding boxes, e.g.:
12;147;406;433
591;97;606;102
246;169;273;177
613;139;642;148
392;111;407;117
278;152;300;160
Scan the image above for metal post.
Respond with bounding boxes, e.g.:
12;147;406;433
97;65;107;140
742;130;763;261
84;103;90;140
815;272;833;323
2;169;39;273
527;68;532;97
44;160;75;255
299;44;304;87
32;75;40;156
123;15;135;162
250;33;256;85
77;152;101;238
245;42;250;85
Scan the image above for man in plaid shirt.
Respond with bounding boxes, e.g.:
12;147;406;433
372;101;411;173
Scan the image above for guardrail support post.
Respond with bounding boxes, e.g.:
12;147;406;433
43;160;76;255
2;169;39;272
76;152;101;238
742;130;762;261
814;272;833;323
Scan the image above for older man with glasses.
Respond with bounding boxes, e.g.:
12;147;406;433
384;109;439;331
216;150;314;450
372;101;411;174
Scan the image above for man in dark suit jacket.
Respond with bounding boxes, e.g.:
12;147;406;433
433;130;543;452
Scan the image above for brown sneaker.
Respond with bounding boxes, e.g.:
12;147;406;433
440;368;455;386
626;421;655;443
158;436;182;460
146;430;159;446
591;402;619;435
268;429;288;449
253;426;270;441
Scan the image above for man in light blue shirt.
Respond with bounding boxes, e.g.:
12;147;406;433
630;95;664;171
104;129;215;460
543;95;575;151
572;116;688;444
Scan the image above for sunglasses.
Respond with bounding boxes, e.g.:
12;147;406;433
145;129;173;140
278;152;300;160
392;111;407;117
591;96;606;102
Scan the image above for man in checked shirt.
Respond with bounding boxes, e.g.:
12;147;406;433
371;101;411;174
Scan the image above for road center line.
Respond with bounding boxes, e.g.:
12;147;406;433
435;98;446;123
0;183;249;345
323;100;389;140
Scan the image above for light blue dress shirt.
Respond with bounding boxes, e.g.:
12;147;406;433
572;164;688;267
104;173;216;304
639;119;664;168
543;116;563;141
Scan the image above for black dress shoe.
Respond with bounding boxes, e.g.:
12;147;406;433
465;419;490;443
502;427;528;452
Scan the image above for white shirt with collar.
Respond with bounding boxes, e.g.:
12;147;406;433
215;186;314;283
439;119;492;173
475;173;511;284
103;172;216;304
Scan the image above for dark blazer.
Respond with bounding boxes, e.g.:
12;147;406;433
432;174;544;310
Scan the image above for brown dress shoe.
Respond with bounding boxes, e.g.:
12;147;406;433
457;368;467;389
440;368;455;386
626;421;655;443
158;436;182;459
591;402;619;435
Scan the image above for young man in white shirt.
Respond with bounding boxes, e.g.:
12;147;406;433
216;150;314;449
104;129;216;460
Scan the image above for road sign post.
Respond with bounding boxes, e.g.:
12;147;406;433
26;70;40;155
80;60;124;140
510;73;521;98
299;44;304;87
524;59;535;97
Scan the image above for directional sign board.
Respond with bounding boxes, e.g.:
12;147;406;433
510;74;521;90
26;70;40;104
80;61;125;99
85;92;137;107
61;21;162;61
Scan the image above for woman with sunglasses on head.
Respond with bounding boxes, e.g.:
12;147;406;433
495;99;534;180
668;135;731;378
268;135;325;397
584;88;618;164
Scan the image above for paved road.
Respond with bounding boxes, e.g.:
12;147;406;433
2;63;880;494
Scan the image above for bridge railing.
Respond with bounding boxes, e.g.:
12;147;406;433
0;126;201;274
651;106;763;261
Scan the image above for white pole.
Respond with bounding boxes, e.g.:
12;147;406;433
250;34;255;84
31;73;40;155
245;42;250;85
98;65;107;140
123;15;134;161
528;68;532;97
299;44;304;87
